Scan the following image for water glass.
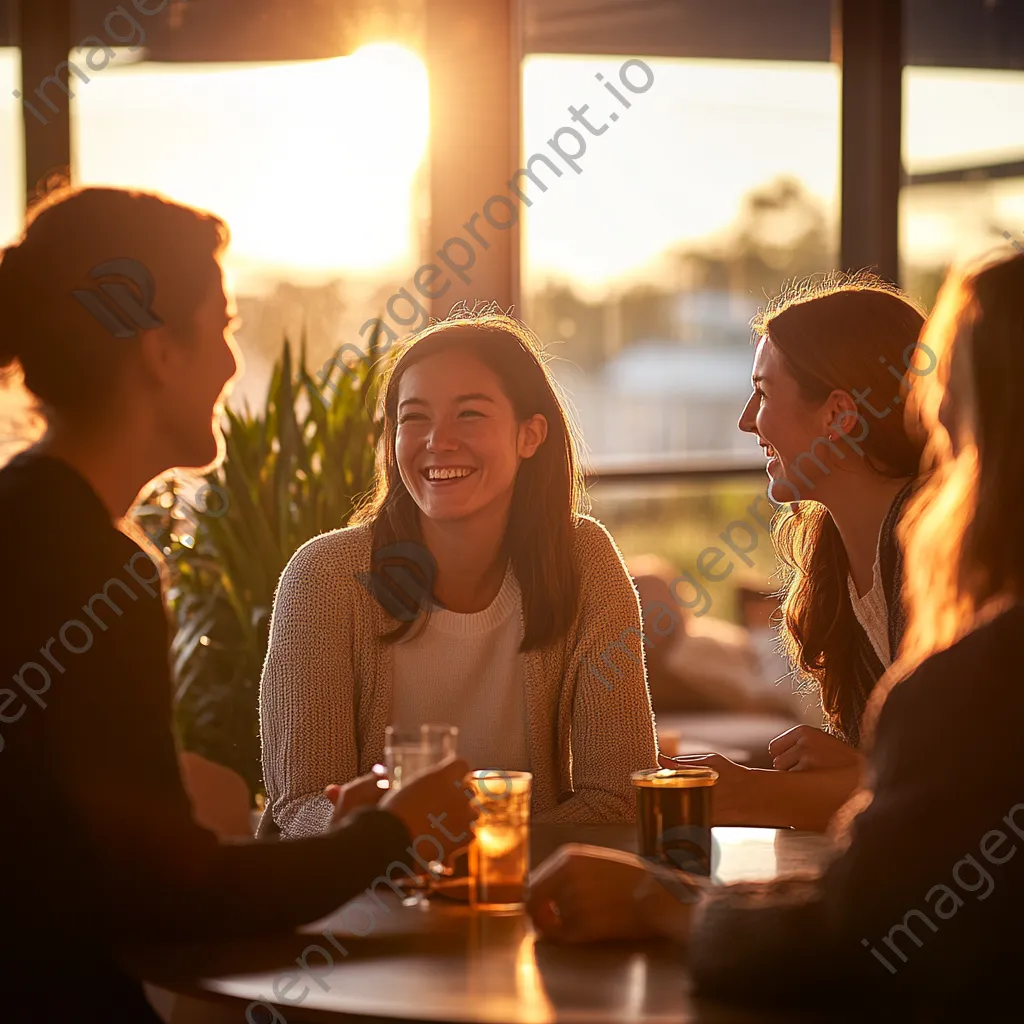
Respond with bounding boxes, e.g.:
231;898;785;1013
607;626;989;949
384;724;458;790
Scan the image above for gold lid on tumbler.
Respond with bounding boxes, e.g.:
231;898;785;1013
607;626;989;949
630;766;719;788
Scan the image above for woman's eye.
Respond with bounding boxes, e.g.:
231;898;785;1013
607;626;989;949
398;414;427;425
458;409;485;419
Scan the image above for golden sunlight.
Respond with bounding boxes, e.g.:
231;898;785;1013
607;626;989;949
67;42;428;285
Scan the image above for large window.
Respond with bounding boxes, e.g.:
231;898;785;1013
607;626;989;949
521;55;841;469
520;52;840;611
900;65;1024;309
68;43;429;410
1;36;429;427
587;474;778;624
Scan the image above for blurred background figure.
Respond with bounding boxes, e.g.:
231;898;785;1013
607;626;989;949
628;554;816;769
630;555;804;719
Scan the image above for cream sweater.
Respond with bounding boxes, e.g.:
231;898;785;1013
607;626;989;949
259;516;658;837
391;564;530;771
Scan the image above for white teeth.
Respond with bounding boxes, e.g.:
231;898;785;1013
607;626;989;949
427;467;473;480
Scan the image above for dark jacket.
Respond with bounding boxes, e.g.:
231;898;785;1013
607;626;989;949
0;454;414;1022
692;600;1024;1018
841;478;916;748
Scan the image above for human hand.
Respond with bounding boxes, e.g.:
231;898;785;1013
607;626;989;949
325;765;389;827
527;843;699;943
379;755;476;856
767;725;864;772
658;752;751;825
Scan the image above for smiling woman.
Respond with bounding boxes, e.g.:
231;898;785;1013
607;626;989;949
258;310;659;836
667;275;931;834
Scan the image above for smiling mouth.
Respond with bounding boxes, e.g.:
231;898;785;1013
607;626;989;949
760;442;778;460
423;467;477;482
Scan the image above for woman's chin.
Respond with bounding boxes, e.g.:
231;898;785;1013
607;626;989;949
765;460;801;503
416;496;476;524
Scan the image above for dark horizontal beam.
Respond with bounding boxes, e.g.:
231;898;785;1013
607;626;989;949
905;0;1024;71
3;0;1022;69
905;157;1024;187
135;0;360;62
523;0;832;61
0;0;362;59
523;0;1024;69
584;453;765;486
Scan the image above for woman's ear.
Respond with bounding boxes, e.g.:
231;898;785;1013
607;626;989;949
518;413;548;459
827;390;861;438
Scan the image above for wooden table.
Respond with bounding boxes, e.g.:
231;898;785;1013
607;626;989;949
136;826;835;1024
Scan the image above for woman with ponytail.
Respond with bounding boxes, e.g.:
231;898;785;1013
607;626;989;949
667;273;929;830
0;185;474;1022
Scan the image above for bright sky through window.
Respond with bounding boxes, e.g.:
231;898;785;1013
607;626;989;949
1;50;1023;289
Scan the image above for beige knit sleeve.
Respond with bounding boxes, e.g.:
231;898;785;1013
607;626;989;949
535;518;659;824
259;534;359;838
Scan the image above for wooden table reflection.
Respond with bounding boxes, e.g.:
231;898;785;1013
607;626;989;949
135;826;836;1023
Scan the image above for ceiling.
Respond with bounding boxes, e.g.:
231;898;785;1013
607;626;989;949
1;0;1022;68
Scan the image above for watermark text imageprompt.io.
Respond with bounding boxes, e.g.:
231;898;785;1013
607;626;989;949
314;57;656;407
13;1;184;127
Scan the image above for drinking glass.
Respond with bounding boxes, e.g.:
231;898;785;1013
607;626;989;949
384;724;458;905
631;766;718;876
384;724;458;790
466;770;532;912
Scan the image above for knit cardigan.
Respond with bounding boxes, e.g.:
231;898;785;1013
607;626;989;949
259;515;659;837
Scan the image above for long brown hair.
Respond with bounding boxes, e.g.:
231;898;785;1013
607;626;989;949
880;252;1024;715
351;310;587;651
757;272;927;743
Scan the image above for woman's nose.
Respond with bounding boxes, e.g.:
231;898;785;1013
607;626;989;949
426;420;459;451
738;394;757;434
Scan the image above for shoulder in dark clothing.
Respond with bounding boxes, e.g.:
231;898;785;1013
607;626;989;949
0;453;416;1018
878;476;919;659
691;601;1024;1014
0;453;167;762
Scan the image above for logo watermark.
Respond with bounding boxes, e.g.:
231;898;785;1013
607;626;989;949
72;257;164;338
356;540;438;622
